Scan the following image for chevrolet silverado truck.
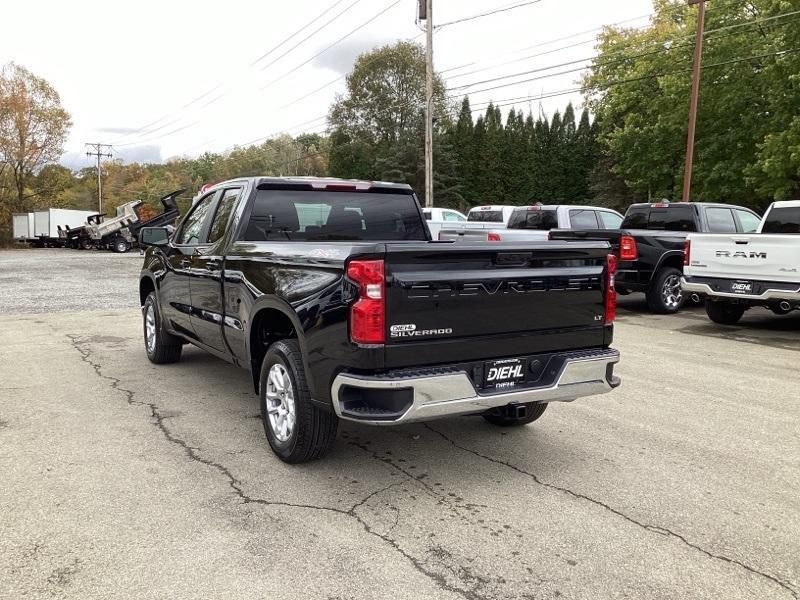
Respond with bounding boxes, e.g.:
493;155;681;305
137;177;621;463
550;201;761;314
442;204;624;243
682;200;800;324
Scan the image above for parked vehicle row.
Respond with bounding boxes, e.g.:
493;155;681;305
137;177;621;464
439;204;624;242
682;200;800;324
11;190;183;252
551;201;762;314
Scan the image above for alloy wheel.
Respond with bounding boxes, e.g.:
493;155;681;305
662;274;683;309
265;363;296;443
145;304;156;353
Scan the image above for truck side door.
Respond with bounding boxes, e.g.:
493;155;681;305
189;187;242;355
160;191;219;339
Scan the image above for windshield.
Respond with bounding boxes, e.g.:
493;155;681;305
243;189;426;241
507;209;558;230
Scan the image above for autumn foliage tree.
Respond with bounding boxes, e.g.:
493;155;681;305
0;63;71;213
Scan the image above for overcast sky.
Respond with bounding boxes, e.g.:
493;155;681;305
1;0;653;170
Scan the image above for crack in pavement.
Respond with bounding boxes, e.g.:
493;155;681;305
424;424;799;599
65;335;487;600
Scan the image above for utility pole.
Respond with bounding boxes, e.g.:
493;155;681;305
682;0;706;202
85;143;113;213
420;0;434;208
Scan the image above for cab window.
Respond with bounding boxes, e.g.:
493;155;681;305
175;192;217;245
705;207;736;233
207;188;241;243
598;211;623;229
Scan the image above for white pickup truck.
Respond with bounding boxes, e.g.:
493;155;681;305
436;205;517;240
439;204;624;243
682;200;800;324
422;207;468;240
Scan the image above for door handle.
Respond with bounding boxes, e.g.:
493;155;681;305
180;258;191;267
206;258;222;269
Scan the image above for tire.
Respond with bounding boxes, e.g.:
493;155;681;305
482;402;547;427
259;340;338;464
646;267;685;314
705;300;745;325
113;239;129;253
80;238;94;250
143;292;182;364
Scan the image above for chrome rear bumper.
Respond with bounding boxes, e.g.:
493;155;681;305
681;278;800;302
331;348;620;425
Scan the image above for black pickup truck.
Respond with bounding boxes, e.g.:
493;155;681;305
138;177;620;463
550;201;761;313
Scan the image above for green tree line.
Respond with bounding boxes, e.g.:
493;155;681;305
2;0;798;242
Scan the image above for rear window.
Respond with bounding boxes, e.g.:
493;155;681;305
242;190;426;241
507;209;558;230
762;207;800;234
468;210;503;222
621;206;697;231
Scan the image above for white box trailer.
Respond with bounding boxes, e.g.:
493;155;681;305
12;212;35;240
33;209;97;240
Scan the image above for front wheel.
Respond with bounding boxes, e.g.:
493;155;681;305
646;267;685;314
483;402;547;427
260;340;338;463
705;300;745;325
113;238;130;253
143;292;182;364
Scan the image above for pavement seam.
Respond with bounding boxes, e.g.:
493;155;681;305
65;335;484;600
424;423;799;599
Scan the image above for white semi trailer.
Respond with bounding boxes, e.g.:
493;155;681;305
12;213;35;242
32;209;97;246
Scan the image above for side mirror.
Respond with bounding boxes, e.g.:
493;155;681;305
139;227;171;248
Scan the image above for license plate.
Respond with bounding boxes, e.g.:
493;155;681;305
484;358;525;390
730;280;753;295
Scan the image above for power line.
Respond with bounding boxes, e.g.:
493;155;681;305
438;10;662;75
259;0;404;91
107;0;363;145
249;0;354;67
435;0;543;29
256;0;365;73
465;45;800;113
450;11;800;98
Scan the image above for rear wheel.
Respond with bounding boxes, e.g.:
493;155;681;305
80;238;94;250
483;402;547;427
705;300;745;325
646;267;685;314
113;238;129;253
260;340;338;463
143;292;182;364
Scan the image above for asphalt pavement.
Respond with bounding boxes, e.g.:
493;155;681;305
1;249;798;599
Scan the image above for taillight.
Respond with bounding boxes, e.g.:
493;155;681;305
683;238;691;266
604;254;617;325
619;235;638;261
346;259;385;344
487;232;501;241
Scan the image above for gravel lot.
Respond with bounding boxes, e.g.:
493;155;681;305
1;248;798;599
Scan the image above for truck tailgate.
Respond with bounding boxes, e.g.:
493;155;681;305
687;234;799;283
381;241;612;368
